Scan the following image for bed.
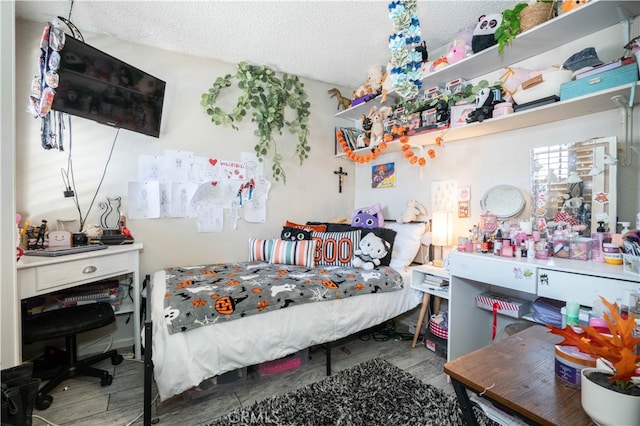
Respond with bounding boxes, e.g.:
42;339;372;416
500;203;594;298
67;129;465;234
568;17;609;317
142;219;428;423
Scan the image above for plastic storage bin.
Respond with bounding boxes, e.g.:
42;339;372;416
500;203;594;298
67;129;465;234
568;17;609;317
560;63;639;101
623;254;640;274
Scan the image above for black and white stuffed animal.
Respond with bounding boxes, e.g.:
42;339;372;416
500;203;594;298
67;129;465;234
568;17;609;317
471;13;502;53
352;233;390;270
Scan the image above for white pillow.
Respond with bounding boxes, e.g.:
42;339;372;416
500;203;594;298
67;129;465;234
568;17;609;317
384;222;426;269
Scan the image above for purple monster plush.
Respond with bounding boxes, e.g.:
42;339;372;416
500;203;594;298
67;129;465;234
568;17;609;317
350;203;384;229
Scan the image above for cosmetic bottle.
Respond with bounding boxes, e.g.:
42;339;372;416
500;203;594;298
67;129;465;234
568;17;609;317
465;230;474;253
590;221;610;263
493;229;502;255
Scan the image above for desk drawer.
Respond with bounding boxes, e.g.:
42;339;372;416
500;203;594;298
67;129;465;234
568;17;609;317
450;254;537;293
537;268;638;307
33;253;129;293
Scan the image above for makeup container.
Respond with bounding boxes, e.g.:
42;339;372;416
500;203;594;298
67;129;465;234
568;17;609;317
603;243;623;265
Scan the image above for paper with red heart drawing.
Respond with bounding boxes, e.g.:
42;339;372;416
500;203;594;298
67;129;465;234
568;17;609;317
210;159;245;180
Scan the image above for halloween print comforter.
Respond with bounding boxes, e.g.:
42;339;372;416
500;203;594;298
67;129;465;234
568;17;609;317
162;261;404;334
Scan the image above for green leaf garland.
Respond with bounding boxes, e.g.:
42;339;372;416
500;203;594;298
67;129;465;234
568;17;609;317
201;62;311;184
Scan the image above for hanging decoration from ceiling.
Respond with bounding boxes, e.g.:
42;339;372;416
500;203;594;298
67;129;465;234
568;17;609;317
387;0;423;99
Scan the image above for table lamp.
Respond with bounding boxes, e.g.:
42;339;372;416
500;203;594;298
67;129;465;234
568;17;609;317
432;211;453;267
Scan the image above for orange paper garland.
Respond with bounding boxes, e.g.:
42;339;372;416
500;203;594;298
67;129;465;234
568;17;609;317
336;126;444;167
336;130;388;163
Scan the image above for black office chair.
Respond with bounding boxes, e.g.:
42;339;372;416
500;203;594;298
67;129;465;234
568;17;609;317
22;302;123;410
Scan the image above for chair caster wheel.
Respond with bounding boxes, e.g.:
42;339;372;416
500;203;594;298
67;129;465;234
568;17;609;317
101;374;113;386
112;354;124;365
36;395;53;410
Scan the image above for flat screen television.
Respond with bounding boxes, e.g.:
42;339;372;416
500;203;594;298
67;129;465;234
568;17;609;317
52;36;166;138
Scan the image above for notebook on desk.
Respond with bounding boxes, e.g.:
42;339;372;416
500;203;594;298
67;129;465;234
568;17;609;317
24;244;108;257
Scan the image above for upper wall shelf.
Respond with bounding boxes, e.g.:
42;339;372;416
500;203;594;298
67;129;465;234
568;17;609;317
337;82;640;156
335;0;640;121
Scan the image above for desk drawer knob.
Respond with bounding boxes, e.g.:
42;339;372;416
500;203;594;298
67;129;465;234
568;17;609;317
82;265;97;274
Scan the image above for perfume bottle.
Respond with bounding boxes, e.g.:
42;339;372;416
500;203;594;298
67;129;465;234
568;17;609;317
591;221;610;263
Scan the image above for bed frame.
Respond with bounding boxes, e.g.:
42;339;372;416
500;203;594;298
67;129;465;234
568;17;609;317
142;275;334;426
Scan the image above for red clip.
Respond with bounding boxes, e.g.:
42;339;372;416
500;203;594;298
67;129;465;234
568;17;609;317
492;301;500;340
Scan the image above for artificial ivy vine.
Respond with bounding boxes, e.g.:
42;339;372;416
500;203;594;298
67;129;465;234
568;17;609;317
201;62;311;183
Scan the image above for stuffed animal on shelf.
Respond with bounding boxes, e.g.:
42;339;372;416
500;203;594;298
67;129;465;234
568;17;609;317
380;60;395;103
431;56;449;72
446;39;472;65
397;200;428;224
367;106;392;148
352;232;390;270
353;65;384;100
561;0;589;14
415;41;429;62
472;13;502;53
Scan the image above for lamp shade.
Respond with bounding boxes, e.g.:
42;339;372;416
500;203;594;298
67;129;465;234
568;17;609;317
432;211;453;247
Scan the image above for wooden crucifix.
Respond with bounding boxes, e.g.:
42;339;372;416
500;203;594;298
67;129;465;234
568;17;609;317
333;167;348;193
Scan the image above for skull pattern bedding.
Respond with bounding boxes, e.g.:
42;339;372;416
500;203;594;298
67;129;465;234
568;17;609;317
162;261;404;334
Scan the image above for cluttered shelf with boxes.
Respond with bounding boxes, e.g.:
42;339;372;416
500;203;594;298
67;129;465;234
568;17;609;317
334;0;640;158
410;264;450;357
22;278;133;316
335;0;640;122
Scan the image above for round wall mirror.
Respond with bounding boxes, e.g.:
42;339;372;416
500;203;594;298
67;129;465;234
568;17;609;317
480;185;526;218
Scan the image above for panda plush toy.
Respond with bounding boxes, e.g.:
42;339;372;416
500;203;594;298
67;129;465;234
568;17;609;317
471;13;502;53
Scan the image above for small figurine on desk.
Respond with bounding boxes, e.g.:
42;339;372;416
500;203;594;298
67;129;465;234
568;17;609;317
29;219;48;250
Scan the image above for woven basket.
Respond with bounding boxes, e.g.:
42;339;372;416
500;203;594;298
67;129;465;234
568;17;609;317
520;2;556;33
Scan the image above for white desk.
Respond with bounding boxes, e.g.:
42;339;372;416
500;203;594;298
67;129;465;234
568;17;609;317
17;243;143;360
448;251;640;361
410;264;450;348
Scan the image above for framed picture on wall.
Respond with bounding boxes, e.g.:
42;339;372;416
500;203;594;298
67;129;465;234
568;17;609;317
458;201;470;218
372;162;395;189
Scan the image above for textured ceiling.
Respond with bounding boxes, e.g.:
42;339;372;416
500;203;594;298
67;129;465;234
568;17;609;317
15;0;521;90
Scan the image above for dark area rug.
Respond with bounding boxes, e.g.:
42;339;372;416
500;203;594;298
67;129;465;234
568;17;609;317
205;358;499;426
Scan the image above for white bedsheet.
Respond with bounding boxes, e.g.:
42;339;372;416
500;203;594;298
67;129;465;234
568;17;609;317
150;266;419;401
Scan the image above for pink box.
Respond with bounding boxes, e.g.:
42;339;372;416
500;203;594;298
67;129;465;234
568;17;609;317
501;245;513;257
450;104;474;128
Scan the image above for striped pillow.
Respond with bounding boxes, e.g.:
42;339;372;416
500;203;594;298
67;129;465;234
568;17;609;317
312;230;361;267
248;238;276;262
269;239;316;267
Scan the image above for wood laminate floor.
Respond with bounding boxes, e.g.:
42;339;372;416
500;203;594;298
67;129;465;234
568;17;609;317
30;326;452;426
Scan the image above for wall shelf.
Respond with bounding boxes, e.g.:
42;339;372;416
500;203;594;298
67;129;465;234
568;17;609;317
334;0;640;122
336;82;639;157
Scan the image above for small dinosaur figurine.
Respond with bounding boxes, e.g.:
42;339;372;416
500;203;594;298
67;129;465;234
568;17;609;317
328;88;352;111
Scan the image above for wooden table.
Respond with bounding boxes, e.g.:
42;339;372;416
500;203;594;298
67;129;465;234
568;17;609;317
444;325;595;426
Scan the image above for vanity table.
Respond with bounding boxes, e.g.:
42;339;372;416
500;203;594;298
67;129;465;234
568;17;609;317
17;243;143;360
447;251;640;361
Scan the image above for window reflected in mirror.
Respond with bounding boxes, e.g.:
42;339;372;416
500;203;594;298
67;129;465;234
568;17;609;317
530;137;617;235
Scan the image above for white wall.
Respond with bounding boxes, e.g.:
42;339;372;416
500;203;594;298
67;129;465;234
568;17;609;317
15;19;355;279
355;23;640;240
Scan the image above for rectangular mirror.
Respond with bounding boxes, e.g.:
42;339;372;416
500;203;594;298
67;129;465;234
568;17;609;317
530;137;617;235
